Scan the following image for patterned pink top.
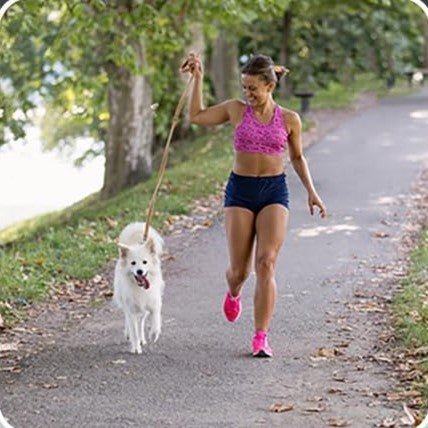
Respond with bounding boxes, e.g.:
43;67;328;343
234;103;288;155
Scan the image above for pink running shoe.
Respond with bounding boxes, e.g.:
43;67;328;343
252;330;273;358
223;291;241;322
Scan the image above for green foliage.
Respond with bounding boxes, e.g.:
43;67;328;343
239;0;424;90
0;0;284;161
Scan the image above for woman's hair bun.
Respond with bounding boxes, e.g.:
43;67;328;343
273;65;289;81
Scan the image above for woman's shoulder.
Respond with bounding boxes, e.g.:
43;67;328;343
224;99;247;125
226;99;246;111
277;105;301;129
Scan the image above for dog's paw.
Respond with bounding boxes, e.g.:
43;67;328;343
130;344;143;354
149;328;161;343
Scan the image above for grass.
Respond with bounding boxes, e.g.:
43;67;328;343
0;128;234;322
393;229;428;408
0;73;417;323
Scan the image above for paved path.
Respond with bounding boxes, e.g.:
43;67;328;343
1;90;428;428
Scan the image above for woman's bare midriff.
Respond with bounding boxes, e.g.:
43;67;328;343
232;151;285;176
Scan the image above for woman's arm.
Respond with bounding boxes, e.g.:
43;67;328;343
286;110;327;218
184;54;234;126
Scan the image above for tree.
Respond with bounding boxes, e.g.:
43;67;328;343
0;0;283;199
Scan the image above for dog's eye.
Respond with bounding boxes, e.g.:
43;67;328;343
131;261;136;265
143;260;147;264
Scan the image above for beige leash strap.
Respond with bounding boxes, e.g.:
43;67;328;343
143;74;194;241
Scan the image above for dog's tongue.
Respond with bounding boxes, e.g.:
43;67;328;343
135;274;150;289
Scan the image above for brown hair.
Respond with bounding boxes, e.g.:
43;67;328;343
241;54;289;85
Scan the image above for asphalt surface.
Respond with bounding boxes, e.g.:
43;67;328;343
1;89;428;428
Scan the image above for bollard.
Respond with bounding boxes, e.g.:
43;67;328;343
293;91;315;115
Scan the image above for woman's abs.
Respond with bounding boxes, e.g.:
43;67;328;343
233;152;285;177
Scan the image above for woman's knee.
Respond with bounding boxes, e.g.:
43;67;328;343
226;267;250;286
255;254;276;279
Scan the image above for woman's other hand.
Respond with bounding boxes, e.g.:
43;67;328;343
308;192;327;218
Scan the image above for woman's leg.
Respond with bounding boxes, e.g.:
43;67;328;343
224;207;256;297
254;204;289;332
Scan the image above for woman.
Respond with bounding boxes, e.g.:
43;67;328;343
183;53;326;357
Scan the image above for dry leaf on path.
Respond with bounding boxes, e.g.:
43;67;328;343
269;403;295;413
327;387;344;394
327;418;350;427
377;417;397;427
373;231;390;238
0;366;21;373
315;347;344;358
42;383;58;389
350;302;386;313
0;343;18;353
387;390;421;401
304;404;326;413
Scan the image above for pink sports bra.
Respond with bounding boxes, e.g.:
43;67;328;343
234;103;288;155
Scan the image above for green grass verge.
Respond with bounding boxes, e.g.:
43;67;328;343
0;74;416;323
393;229;428;407
0;128;234;322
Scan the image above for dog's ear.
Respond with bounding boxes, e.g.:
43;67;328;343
146;237;156;256
118;243;130;258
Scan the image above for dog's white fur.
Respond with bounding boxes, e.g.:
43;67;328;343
113;222;165;354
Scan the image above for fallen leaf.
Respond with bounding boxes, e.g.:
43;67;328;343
105;217;118;228
373;231;390;238
269;403;295;413
306;396;324;402
327;387;344;394
0;343;18;353
315;347;344;358
327;418;350;427
0;366;21;373
42;383;58;389
387;390;421;401
304;404;326;413
350;301;386;313
377;417;396;427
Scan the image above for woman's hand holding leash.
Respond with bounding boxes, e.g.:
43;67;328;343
180;52;203;78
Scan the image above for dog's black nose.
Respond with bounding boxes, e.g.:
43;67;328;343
136;269;143;275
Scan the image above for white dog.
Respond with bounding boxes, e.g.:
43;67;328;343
113;222;165;354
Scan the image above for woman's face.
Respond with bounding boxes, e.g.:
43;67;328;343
241;74;274;106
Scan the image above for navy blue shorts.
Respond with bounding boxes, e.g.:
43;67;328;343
224;172;289;214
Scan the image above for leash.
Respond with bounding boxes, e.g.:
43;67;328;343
143;73;194;241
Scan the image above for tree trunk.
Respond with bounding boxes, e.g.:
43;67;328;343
211;31;240;101
179;23;205;136
101;43;153;199
279;9;292;99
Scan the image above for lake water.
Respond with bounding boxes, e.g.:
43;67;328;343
0;127;104;231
